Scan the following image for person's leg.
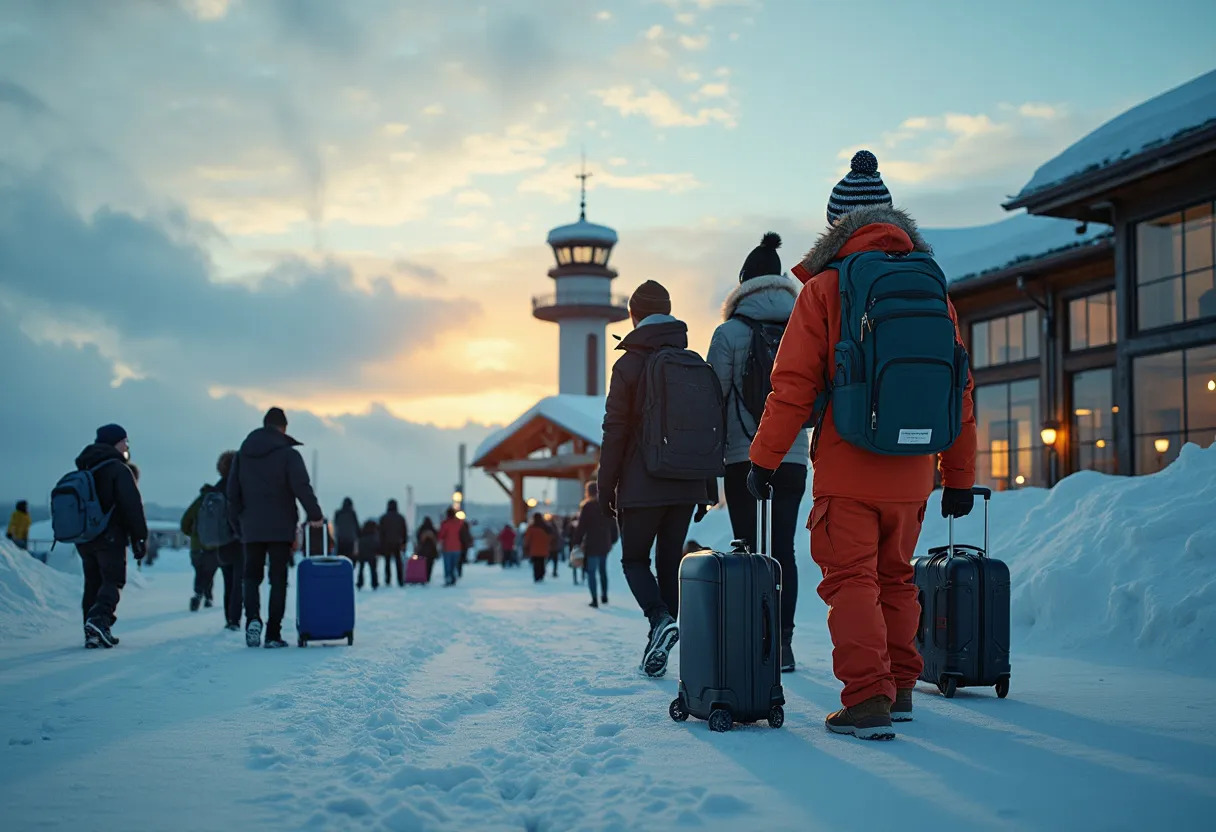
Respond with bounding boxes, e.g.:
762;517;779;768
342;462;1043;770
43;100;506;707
243;543;268;625
598;555;608;601
723;461;758;551
227;548;245;626
219;561;233;615
532;557;545;582
202;551;219;602
652;505;695;621
425;556;435;581
619;506;668;624
87;545;127;627
810;497;893;707
80;551;101;626
877;502;927;696
369;556;379;590
586;555;603;602
770;463;808;636
266;543;291;640
356;558;366;589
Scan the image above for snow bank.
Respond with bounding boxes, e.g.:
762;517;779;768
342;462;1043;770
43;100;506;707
0;538;78;637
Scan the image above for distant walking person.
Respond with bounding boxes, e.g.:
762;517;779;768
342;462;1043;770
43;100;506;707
438;508;463;586
379;499;408;587
228;408;324;649
67;424;148;648
498;523;518;568
707;232;809;672
416;517;439;581
210;451;244;630
180;487;219;611
523;513;551;583
458;516;473;578
573;483;614;608
6;499;31;550
334;498;359;562
597;280;720;677
356;519;381;590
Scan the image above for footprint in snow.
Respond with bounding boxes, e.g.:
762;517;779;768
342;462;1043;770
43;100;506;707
594;722;624;737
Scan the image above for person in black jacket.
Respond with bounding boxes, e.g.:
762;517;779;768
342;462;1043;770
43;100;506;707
573;482;615;608
76;423;148;649
356;519;380;590
415;517;439;582
597;281;717;677
379;499;408;587
227;407;323;649
334;498;359;561
212;451;244;630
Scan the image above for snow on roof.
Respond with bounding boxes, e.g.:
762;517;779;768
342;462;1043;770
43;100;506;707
924;212;1110;285
546;219;618;247
472;394;605;466
1013;69;1216;201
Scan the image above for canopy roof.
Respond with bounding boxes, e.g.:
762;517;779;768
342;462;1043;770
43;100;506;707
472;395;605;472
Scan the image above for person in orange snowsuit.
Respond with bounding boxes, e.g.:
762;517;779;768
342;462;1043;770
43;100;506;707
748;150;977;740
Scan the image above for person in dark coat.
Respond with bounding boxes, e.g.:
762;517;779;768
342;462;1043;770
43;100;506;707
75;423;148;648
211;451;244;630
334;498;359;560
597;281;718;677
379;499;408;587
416;517;439;581
180;485;219;611
227;407;323;649
573;482;615;608
356;519;380;590
457;517;473;578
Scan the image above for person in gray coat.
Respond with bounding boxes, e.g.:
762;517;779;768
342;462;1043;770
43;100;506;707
706;232;809;672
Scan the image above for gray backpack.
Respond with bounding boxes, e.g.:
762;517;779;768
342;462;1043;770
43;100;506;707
196;491;236;549
51;460;120;544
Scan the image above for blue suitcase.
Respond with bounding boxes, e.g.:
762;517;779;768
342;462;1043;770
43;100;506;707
296;523;355;647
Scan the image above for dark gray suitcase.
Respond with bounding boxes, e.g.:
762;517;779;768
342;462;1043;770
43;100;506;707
912;486;1012;699
670;499;785;732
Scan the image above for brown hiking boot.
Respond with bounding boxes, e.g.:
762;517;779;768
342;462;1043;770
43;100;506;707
825;695;895;740
892;687;914;722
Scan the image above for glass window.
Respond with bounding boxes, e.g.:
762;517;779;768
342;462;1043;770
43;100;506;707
1068;290;1116;351
971;321;989;370
1071;367;1117;474
556;247;572;266
1135;202;1216;330
572;246;594;264
594;247;610;266
974;379;1043;491
1133;345;1216;473
970;310;1039;368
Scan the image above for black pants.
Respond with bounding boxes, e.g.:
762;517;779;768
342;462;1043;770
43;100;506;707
80;545;126;626
531;557;546;582
243;542;292;638
219;548;244;626
383;550;405;586
724;461;807;635
549;552;559;578
425;555;436;581
356;557;380;589
619;504;695;624
192;550;219;600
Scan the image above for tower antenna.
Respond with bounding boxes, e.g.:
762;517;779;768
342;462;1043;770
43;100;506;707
577;149;592;221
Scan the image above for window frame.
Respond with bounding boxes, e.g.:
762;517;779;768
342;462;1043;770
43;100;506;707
974;377;1045;491
1068;289;1116;352
1133;200;1216;333
970;309;1041;370
1131;344;1216;473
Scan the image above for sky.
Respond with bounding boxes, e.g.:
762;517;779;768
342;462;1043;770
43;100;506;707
2;0;1215;510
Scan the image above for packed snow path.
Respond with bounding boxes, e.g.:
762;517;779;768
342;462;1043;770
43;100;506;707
1;555;1214;832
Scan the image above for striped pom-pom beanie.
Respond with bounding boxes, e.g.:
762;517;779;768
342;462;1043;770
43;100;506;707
827;150;892;224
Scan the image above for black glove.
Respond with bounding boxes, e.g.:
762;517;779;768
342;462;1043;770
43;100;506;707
940;487;975;519
131;539;147;561
598;490;617;519
746;464;776;501
694;504;710;523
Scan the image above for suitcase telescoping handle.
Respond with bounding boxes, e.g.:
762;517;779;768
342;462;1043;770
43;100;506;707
756;489;772;558
303;519;331;559
948;486;992;558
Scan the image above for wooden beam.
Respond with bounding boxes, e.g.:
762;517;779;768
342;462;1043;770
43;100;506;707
488;473;513;499
510;473;525;527
496;453;598;475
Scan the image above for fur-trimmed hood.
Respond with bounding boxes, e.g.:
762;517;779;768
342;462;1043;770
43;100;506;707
721;274;800;322
798;205;932;278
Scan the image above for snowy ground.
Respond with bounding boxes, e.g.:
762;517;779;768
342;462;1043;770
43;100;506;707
3;449;1216;831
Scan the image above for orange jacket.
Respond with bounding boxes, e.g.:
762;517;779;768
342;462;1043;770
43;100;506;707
437;518;463;552
523;524;551;558
750;208;976;503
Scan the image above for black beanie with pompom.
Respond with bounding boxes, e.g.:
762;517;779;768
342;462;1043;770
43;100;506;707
739;232;783;283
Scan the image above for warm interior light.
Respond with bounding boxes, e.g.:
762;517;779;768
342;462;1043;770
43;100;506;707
1096;439;1106;448
526;498;538;508
1111;406;1119;413
1040;426;1058;446
1154;437;1170;454
1208;379;1215;392
1074;408;1093;417
1015;475;1026;485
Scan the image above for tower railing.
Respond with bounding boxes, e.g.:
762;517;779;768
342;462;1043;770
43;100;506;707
532;292;630;311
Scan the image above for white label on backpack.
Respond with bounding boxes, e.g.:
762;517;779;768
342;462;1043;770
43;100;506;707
898;429;933;445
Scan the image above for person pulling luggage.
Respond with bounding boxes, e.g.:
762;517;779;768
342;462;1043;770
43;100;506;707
747;151;977;739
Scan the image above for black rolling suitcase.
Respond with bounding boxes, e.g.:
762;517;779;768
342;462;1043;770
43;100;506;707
670;498;785;732
912;486;1012;699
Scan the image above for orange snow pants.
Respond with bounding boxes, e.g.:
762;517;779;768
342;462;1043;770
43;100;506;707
810;497;926;708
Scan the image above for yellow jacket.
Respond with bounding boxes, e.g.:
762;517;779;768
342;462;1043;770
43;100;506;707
7;510;31;541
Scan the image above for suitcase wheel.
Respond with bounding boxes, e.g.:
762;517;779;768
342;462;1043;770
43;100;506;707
939;677;958;699
767;705;785;729
669;698;689;723
346;632;354;646
996;676;1010;699
708;708;734;733
298;637;307;648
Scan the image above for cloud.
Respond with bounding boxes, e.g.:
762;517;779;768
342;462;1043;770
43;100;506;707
679;34;710;51
518;160;700;200
694;82;729;100
0;80;49;117
595;11;613;22
594;85;736;128
455;189;494;207
180;0;236;21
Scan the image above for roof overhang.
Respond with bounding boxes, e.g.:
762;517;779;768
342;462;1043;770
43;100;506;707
948;236;1114;298
1002;124;1216;221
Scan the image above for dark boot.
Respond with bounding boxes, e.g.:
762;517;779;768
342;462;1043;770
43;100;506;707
642;613;679;678
825;696;895;741
85;619;118;649
781;628;795;673
892;687;914;722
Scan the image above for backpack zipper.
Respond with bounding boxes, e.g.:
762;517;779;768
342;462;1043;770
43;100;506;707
862;272;947;314
869;356;955;433
861;308;950;342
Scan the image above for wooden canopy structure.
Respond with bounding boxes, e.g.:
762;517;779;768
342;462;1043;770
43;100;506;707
470;395;605;525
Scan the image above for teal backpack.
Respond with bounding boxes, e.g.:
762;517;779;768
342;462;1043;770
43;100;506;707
813;251;968;456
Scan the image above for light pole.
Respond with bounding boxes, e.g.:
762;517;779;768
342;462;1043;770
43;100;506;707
1041;420;1060;486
